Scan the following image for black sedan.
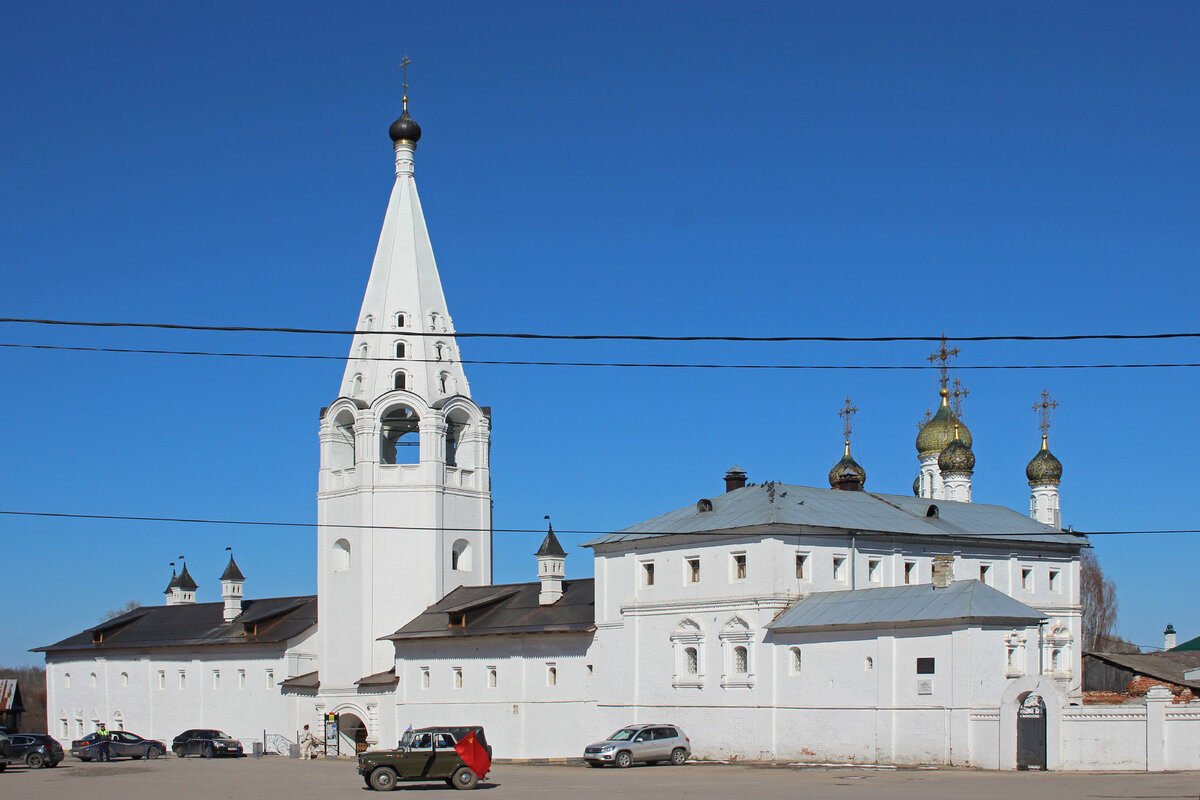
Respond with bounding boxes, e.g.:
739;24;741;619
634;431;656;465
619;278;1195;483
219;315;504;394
71;730;167;761
172;729;244;758
4;734;65;769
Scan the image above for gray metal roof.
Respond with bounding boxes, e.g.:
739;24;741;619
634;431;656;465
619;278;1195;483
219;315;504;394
584;483;1084;547
767;579;1045;632
386;579;594;641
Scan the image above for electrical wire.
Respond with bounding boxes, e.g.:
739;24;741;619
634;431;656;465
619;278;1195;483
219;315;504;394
2;342;1198;371
2;316;1200;343
0;509;1192;537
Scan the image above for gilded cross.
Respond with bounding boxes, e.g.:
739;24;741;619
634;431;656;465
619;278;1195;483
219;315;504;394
926;334;960;390
950;377;969;419
838;396;858;441
916;408;932;430
1033;390;1058;437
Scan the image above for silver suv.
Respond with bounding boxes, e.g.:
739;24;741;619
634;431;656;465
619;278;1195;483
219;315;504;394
583;724;690;768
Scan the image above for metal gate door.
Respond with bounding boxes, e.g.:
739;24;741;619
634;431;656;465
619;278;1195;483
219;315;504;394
1016;693;1046;770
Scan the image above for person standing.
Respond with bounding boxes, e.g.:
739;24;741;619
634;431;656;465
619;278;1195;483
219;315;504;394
300;724;317;760
96;723;112;762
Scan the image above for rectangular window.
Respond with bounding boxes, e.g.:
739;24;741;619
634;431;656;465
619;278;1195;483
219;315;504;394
157;670;165;690
1049;569;1061;593
642;561;655;586
487;667;497;688
265;669;274;689
453;667;463;689
832;556;847;582
732;553;747;580
916;657;936;675
687;557;701;583
178;670;186;690
796;553;809;580
238;669;246;689
904;561;917;585
979;563;991;585
1021;567;1033;591
212;670;220;690
868;558;881;583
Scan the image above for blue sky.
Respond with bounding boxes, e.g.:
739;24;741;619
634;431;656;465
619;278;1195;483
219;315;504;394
2;1;1198;665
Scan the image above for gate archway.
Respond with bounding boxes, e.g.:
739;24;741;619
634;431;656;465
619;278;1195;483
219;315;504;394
1016;692;1047;770
338;712;369;756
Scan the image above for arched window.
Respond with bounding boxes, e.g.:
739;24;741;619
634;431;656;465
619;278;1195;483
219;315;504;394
865;656;874;671
719;616;754;687
488;668;497;688
547;666;557;686
363;314;374;329
120;672;129;688
395;312;406;328
421;669;430;689
439;373;449;394
112;711;124;730
351;373;363;396
64;673;71;689
395;342;406;358
684;647;698;675
430;312;441;331
359;343;369;360
333;538;351;572
451;540;472;571
393;371;406;391
1051;649;1062;672
435;342;445;361
789;647;802;674
329;409;356;470
444;409;474;470
90;673;97;688
380;405;420;465
733;646;748;674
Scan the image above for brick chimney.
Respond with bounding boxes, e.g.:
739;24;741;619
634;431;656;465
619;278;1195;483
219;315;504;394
931;555;955;589
1164;624;1177;650
724;466;747;493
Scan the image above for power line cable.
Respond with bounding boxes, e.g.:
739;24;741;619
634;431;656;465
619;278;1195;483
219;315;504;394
3;316;1200;343
2;342;1198;371
0;509;1192;537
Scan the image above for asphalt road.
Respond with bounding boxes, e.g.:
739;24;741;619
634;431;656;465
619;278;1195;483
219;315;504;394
4;756;1198;800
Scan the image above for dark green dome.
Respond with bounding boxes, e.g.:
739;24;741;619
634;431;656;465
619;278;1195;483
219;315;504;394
1026;436;1063;485
912;474;921;496
938;437;975;473
829;442;866;490
916;388;972;455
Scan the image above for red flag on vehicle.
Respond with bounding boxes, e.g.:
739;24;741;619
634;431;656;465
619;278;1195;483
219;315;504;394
453;731;491;778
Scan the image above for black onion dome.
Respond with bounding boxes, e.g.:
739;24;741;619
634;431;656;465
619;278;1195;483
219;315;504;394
938;437;975;473
828;443;867;490
1026;438;1063;485
389;110;422;143
913;474;921;496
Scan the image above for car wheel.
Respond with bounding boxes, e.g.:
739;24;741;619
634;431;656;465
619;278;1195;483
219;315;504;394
147;745;163;759
369;766;398;791
202;744;213;759
173;746;185;758
131;755;142;760
27;752;46;769
450;766;478;790
0;762;7;772
670;748;688;766
615;750;632;768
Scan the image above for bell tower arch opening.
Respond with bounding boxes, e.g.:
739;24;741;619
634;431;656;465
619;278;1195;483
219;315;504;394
380;405;420;465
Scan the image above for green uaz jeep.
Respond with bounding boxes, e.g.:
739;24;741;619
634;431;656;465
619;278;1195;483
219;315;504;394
357;726;491;791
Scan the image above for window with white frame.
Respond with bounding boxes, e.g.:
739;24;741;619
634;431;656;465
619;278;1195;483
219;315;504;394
238;669;246;689
865;656;874;671
641;560;655;586
90;673;97;688
1049;569;1061;593
904;561;917;585
265;669;273;689
979;563;992;585
212;669;220;689
731;553;747;581
120;672;129;688
684;647;698;675
867;558;881;583
178;670;186;690
733;646;748;674
719;616;754;688
156;670;165;690
1021;567;1033;591
487;667;497;688
421;668;431;689
395;312;406;328
686;557;700;583
546;664;557;687
789;646;802;674
453;667;463;689
671;618;704;688
395;341;406;358
796;552;809;580
64;673;71;689
832;556;847;582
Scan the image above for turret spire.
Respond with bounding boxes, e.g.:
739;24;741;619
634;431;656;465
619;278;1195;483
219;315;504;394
1027;391;1063;526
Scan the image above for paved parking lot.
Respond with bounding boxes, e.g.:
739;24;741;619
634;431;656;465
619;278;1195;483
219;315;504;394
4;755;1199;800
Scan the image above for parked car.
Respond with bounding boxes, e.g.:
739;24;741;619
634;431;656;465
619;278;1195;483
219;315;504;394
71;730;167;761
357;725;491;791
171;729;244;758
0;729;10;770
4;734;65;769
583;724;690;768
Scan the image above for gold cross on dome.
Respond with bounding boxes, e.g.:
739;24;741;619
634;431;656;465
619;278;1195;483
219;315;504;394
950;377;969;419
916;408;932;430
398;56;413;109
926;334;960;390
1033;390;1058;437
838;396;858;441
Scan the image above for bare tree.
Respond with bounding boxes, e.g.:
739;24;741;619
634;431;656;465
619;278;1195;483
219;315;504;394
1080;549;1119;653
101;600;141;622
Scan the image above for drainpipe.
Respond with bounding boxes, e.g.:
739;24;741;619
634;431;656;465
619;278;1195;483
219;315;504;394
1038;619;1048;676
850;533;856;590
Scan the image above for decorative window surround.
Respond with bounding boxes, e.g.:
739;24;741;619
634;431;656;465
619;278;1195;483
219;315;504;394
719;616;755;688
671;618;705;688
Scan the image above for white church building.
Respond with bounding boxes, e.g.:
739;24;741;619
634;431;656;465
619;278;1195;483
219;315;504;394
38;96;1200;771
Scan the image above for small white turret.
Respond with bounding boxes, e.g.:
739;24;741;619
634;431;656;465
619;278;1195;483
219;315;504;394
1027;392;1064;527
536;521;567;606
220;552;246;623
167;563;198;605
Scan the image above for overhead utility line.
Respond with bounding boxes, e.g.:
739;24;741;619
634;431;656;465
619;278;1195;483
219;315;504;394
0;509;1193;538
2;342;1198;371
2;317;1199;343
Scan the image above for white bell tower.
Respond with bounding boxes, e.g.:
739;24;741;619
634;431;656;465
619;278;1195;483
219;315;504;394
316;93;492;691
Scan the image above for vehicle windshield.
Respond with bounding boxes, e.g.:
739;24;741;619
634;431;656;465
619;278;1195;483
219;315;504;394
214;731;232;740
607;728;640;741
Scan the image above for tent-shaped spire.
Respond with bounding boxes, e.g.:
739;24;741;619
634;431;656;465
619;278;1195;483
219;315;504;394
340;100;471;404
220;555;245;582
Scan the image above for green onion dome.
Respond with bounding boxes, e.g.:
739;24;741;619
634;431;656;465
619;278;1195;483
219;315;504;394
1026;435;1063;485
829;441;866;490
913;474;921;496
916;388;972;455
938;436;975;474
